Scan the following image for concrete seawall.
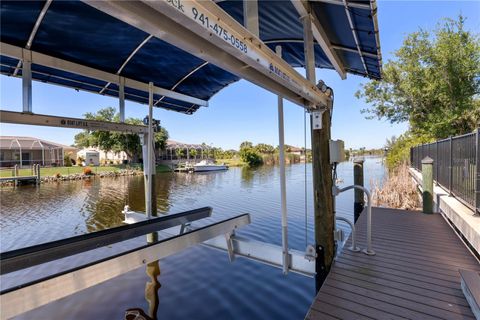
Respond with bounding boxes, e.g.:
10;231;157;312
410;168;480;256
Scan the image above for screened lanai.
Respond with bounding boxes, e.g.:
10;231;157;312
160;140;214;162
0;136;76;168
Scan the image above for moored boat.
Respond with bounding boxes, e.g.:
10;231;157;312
193;160;228;172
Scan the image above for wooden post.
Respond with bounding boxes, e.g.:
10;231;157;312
312;105;334;291
145;261;161;318
37;164;41;185
422;157;434;214
353;158;364;222
302;11;334;291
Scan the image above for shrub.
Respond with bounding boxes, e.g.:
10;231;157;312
240;148;263;167
77;156;85;166
385;132;433;170
83;167;93;175
64;155;72;167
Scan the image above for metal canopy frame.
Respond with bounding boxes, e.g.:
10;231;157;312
0;213;251;320
82;0;330;109
291;0;347;79
0;110;149;134
1;42;208;109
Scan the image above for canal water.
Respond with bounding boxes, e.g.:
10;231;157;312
0;158;384;320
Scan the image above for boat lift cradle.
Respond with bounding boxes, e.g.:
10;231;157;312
0;207;251;319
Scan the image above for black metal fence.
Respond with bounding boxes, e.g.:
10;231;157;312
410;129;479;213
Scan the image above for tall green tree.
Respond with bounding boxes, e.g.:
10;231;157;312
255;143;275;154
239;141;262;166
356;16;480;139
74;107;169;163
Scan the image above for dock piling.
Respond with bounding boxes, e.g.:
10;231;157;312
422;157;434;214
36;164;41;185
353;158;364;222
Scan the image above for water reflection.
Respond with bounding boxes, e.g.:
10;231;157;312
145;261;161;319
1;159;385;320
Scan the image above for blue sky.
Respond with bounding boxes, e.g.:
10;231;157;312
1;1;479;150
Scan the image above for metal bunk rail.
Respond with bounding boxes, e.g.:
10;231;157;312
0;206;213;275
0;213;251;319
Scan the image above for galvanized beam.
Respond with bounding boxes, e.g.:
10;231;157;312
204;235;315;277
0;214;250;320
82;0;330;108
0;110;148;134
1;42;208;108
0;207;213;275
291;0;347;80
12;0;52;76
99;35;153;94
243;0;259;37
342;0;369;75
21;49;32;113
119;76;125;122
154;61;209;106
263;39;377;60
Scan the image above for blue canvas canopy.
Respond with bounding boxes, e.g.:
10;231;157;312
0;0;381;114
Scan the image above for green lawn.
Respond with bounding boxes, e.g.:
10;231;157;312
0;165;133;178
156;164;173;173
216;158;245;167
0;164;172;178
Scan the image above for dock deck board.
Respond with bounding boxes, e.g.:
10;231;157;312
306;207;480;320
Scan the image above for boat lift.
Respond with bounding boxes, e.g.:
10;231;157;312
0;0;381;318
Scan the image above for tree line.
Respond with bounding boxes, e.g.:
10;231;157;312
356;16;479;169
74;107;169;163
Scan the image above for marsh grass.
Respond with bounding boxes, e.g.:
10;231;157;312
371;163;421;210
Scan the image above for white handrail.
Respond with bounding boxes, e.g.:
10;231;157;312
334;185;375;255
335;216;360;252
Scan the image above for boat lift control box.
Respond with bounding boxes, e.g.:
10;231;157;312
329;139;345;164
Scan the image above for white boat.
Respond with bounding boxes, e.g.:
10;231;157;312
193;160;228;172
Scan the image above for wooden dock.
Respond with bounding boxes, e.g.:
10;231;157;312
0;175;39;184
306;207;480;320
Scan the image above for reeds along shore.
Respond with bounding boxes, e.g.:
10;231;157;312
371;163;421;210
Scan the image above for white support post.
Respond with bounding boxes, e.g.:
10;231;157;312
276;46;289;275
19;147;23;169
142;132;150;217
119;76;125;123
301;15;316;87
142;82;155;219
22;49;32;113
243;0;259;37
291;1;346;79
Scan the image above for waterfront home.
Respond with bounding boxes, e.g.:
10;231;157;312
0;136;77;168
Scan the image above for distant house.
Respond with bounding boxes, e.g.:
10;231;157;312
0;136;77;168
288;146;305;155
87;147;128;164
159;140;213;163
77;149;100;166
